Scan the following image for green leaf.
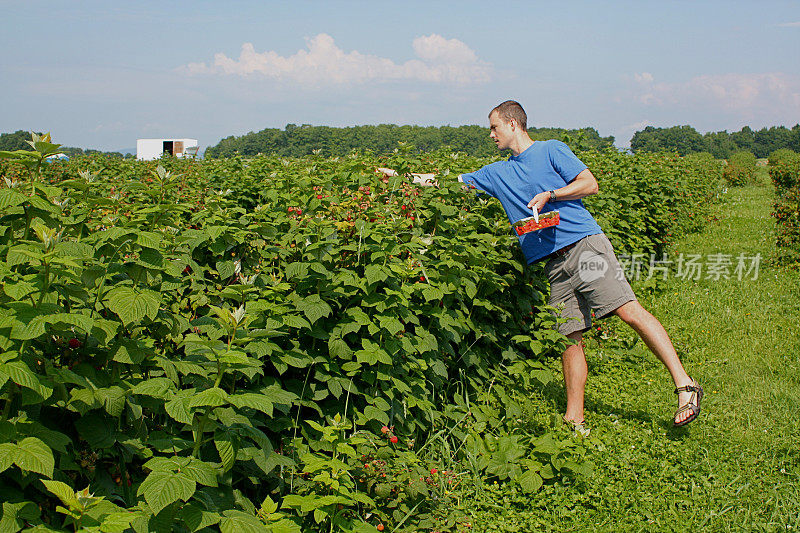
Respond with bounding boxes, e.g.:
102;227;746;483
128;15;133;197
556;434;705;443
45;313;94;334
182;503;222;532
0;443;16;473
137;248;164;269
296;294;332;325
0;360;51;398
91;318;120;346
282;314;311;330
181;459;219;487
0;188;27;208
75;415;116;449
327;336;352;359
0;501;39;533
137;469;196;515
189;387;228;409
377;315;404;336
136;231;162;249
285;262;308;279
105;286;161;326
164;390;194;425
219;510;270;533
3;280;36;301
362;405;389;425
260;384;298;405
216;260;236;279
215;434;237;473
229;393;274;417
422;284;444;302
13;437;54;477
97;510;140;533
112;339;148;364
42;479;79;508
516;469;543;493
94;386;127;417
364;264;387;285
131;377;174;399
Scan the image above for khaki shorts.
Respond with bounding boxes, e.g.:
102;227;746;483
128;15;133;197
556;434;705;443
544;233;636;336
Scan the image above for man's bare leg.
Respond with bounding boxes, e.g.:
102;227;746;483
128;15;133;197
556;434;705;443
562;330;588;423
613;300;696;424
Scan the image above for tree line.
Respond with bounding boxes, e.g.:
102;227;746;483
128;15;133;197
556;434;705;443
630;124;800;158
6;123;799;161
203;124;615;158
0;130;131;158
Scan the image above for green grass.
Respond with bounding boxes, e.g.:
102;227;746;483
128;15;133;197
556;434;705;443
466;182;800;531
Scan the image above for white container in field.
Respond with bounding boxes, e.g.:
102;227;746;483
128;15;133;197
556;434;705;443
136;138;198;160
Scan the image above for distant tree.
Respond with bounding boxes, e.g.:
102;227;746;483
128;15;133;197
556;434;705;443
0;130;43;151
730;126;756;154
632;124;800;158
630;125;704;155
204;124;614;159
702;131;738;159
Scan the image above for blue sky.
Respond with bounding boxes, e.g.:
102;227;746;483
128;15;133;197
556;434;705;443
2;1;799;151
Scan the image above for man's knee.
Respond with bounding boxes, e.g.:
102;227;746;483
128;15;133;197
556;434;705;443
614;300;649;326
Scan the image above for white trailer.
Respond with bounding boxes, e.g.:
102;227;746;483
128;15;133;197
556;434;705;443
136;138;199;160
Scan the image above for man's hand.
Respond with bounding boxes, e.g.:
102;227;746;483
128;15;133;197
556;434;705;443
526;169;600;211
377;167;438;187
411;173;437;186
527;191;550;213
376;167;398;177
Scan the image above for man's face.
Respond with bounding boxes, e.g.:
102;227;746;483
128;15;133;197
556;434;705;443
489;111;515;151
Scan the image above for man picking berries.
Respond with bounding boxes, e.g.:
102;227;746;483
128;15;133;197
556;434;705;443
457;100;702;431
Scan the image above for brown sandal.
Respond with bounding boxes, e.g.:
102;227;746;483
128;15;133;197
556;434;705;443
673;379;703;427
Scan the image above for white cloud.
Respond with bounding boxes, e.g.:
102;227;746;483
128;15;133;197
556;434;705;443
181;33;491;85
776;21;800;27
629;72;800;113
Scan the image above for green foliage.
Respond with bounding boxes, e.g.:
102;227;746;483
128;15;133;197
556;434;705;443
768;149;800;263
631;124;800;158
204;124;615;158
630;125;705;155
582;150;724;258
723;151;757;186
0;130;130;159
0;134;722;531
0;130;45;152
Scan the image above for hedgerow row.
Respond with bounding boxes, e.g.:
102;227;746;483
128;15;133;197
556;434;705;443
0;137;723;532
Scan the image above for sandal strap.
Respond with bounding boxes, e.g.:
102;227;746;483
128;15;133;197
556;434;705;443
674;379;700;394
675;402;698;414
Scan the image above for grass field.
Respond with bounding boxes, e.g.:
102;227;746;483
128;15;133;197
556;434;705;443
468;178;800;531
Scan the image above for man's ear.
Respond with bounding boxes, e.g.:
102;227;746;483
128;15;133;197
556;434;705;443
509;118;517;131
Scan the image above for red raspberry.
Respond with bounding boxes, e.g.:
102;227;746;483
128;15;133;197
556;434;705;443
68;338;81;349
381;426;389;434
390;436;398;444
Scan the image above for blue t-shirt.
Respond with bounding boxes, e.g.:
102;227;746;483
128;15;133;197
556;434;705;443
460;140;602;263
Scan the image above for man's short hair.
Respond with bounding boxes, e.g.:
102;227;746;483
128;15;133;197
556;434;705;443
489;100;527;131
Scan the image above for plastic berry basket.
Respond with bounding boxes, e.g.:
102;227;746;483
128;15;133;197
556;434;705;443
512;211;560;235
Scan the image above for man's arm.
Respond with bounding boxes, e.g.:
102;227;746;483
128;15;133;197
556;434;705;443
526;168;599;212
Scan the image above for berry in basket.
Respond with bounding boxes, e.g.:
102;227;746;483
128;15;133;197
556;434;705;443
513;211;560;235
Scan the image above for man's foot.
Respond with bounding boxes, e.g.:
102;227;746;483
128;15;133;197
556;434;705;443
673;378;703;427
563;416;591;437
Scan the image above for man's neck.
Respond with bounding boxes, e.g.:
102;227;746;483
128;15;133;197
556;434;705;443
510;135;535;157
